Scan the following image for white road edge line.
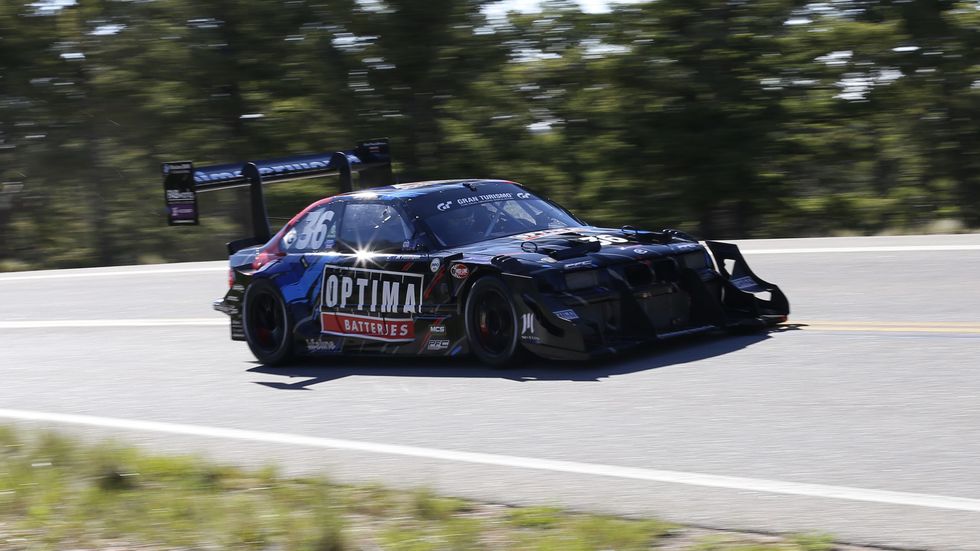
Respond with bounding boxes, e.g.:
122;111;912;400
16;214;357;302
1;409;979;513
741;245;980;254
0;319;226;329
0;266;226;282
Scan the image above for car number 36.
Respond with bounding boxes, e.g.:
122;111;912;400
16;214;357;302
294;209;335;250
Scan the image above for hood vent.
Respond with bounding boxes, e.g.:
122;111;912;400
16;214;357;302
633;231;673;245
542;239;602;261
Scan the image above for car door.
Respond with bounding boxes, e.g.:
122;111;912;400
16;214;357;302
319;201;432;346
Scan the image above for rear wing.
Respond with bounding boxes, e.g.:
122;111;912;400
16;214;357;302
162;139;392;249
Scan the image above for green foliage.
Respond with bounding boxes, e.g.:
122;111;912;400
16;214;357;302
1;0;978;270
345;482;397;516
412;487;470;520
792;533;836;551
506;505;565;528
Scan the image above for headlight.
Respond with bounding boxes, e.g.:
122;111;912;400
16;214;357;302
565;270;599;291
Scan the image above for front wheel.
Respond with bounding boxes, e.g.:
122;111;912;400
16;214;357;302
464;276;526;367
243;279;294;365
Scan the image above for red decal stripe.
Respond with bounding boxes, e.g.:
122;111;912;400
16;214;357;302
424;267;444;300
321;313;414;342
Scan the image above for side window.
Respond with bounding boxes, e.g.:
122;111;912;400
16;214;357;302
339;203;411;252
281;203;342;253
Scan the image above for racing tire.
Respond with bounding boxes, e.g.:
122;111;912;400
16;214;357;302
243;279;295;366
464;276;527;367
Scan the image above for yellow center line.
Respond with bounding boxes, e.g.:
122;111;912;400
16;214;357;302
788;321;980;334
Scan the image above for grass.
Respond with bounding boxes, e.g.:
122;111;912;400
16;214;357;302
0;425;860;550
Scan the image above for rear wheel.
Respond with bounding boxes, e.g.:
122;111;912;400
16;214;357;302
243;279;294;365
464;276;526;367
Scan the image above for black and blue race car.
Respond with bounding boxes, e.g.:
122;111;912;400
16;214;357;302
163;139;789;366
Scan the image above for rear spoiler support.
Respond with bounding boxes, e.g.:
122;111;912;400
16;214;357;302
163;139;392;248
243;162;271;244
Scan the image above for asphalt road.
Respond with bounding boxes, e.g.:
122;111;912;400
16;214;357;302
2;234;980;550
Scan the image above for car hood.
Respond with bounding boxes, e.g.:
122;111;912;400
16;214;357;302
453;226;707;270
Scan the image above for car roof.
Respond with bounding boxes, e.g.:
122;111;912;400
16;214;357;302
337;179;520;201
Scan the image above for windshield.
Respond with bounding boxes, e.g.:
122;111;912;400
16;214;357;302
423;197;579;248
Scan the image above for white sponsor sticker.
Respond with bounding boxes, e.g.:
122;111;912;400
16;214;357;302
427;339;450;351
514;228;577;241
579;234;628;246
521;313;535;335
554;309;579;321
306;338;341;353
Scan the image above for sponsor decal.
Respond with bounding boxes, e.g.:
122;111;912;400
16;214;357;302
454;192;513;207
514;228;577;241
516;192;532;199
520;312;540;342
554;309;579;321
450;263;470;279
320;266;423;342
392;180;459;190
578;234;628;246
165;190;195;201
430;324;446;335
564;260;595;270
163;160;197;226
437;201;452;211
392;181;440;190
283;228;298;247
430;258;441;273
634;248;650;255
164;162;191;173
521;313;535;336
168;205;196;221
427;339;450;351
305;338;341;354
194;159;334;184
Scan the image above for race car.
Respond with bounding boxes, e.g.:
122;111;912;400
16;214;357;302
163;139;789;366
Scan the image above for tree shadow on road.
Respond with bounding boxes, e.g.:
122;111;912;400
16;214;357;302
247;325;803;390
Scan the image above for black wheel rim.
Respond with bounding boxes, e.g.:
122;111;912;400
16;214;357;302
471;288;513;356
248;291;284;353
